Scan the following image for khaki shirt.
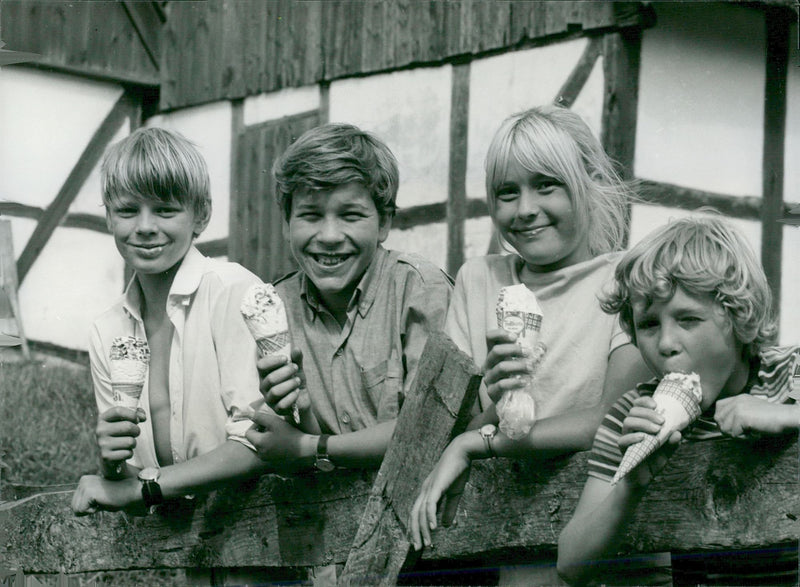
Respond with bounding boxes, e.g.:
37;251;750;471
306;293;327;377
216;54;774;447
276;247;452;434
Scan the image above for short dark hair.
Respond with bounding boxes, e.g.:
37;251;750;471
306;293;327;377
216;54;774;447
273;123;399;221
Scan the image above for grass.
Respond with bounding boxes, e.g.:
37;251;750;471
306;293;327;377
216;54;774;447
0;357;99;487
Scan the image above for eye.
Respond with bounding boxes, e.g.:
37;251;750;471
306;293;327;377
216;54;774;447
495;186;519;202
155;206;182;217
536;179;561;194
678;315;702;326
343;212;367;221
635;319;659;331
113;206;138;217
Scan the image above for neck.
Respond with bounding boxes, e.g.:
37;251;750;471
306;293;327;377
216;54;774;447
720;352;754;399
135;262;182;320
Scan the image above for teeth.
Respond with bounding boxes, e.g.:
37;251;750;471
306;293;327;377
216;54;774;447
312;254;348;266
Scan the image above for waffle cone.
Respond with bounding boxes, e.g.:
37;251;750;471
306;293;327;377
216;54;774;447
112;383;143;409
255;331;292;358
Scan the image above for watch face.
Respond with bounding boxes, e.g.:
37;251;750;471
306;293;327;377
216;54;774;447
315;458;335;473
138;467;160;482
480;424;497;438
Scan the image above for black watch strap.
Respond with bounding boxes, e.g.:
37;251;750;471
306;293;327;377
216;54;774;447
142;479;163;508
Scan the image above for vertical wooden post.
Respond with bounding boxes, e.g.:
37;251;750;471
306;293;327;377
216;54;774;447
0;219;30;359
338;332;482;586
228;98;245;263
761;8;789;315
601;22;642;247
447;62;470;277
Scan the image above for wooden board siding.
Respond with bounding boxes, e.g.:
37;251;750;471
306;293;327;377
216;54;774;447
0;1;160;86
230;111;320;282
160;1;641;111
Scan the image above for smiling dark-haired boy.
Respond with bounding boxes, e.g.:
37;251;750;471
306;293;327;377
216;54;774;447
246;123;453;471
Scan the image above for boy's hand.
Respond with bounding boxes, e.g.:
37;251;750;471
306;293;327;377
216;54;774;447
619;396;681;487
71;474;144;516
245;411;315;472
96;407;146;471
483;329;532;403
715;394;798;437
410;432;474;551
258;349;307;417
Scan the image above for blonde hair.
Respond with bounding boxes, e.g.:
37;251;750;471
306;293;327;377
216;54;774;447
485;105;633;256
101;127;211;224
601;214;776;358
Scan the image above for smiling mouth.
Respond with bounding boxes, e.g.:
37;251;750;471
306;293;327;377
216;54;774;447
309;252;352;267
511;225;550;238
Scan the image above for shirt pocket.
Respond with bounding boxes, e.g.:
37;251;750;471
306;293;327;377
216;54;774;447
360;351;403;422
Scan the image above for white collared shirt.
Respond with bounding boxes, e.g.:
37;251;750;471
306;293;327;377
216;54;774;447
88;247;266;469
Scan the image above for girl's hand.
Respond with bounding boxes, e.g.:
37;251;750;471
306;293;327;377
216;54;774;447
96;407;146;475
619;396;680;487
483;329;531;403
257;348;305;417
715;394;798;437
410;433;473;551
71;474;143;516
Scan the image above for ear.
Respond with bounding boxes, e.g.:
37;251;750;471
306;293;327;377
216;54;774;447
378;214;392;243
192;209;211;238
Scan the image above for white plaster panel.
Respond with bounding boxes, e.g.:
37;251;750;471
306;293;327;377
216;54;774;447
629;204;761;257
467;38;593;203
384;223;447;272
780;226;800;343
329;66;451;209
3;217;36;268
18;228;123;350
147;102;233;242
0;68;123;208
784;22;800;206
636;4;764;196
70;124;130;217
243;85;321;126
464;216;496;262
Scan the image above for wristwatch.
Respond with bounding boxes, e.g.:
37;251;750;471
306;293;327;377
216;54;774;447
314;435;335;472
479;424;498;459
138;467;164;509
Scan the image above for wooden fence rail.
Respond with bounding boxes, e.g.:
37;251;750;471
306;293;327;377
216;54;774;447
1;334;798;585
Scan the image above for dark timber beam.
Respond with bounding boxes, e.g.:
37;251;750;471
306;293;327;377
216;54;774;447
446;62;470;277
761;8;789;315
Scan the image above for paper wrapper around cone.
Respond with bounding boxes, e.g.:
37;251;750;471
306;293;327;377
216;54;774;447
240;283;298;422
495;284;544;440
611;372;703;485
109;336;150;410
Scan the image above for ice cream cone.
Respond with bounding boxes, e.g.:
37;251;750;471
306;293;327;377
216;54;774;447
241;283;299;423
495;285;545;440
109;336;150;410
611;372;702;484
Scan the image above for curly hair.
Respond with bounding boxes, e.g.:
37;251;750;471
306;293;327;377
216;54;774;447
272;123;399;222
485;105;634;256
600;214;776;358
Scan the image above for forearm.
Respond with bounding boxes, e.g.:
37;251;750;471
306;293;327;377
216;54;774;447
326;420;396;468
557;479;647;585
157;440;268;500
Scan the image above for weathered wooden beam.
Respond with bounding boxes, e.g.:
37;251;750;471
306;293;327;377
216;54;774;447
761;7;789;316
0;435;796;578
121;1;164;73
554;36;602;108
16;91;137;284
446;62;470;278
339;333;482;586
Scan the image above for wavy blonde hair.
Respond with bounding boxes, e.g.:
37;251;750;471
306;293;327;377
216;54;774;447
601;214;777;358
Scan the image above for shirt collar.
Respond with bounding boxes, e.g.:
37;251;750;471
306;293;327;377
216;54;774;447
300;246;388;319
122;246;208;320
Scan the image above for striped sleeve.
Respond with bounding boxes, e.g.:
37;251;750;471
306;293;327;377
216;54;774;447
587;388;642;482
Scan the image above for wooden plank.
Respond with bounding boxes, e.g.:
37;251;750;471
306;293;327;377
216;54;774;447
554;36;602;108
339;333;482;586
0;436;796;575
638;180;764;220
446;63;470;278
228;99;245;263
121;1;164;72
16;91;136;284
0;219;29;359
761;7;790;315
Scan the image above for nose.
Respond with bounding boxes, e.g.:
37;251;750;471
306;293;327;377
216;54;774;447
134;209;157;234
657;322;681;357
516;188;541;220
316;215;344;245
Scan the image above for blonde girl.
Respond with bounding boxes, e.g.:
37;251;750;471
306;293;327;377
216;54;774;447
410;106;653;577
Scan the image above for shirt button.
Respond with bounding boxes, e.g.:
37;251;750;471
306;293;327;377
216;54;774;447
341;411;350;424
